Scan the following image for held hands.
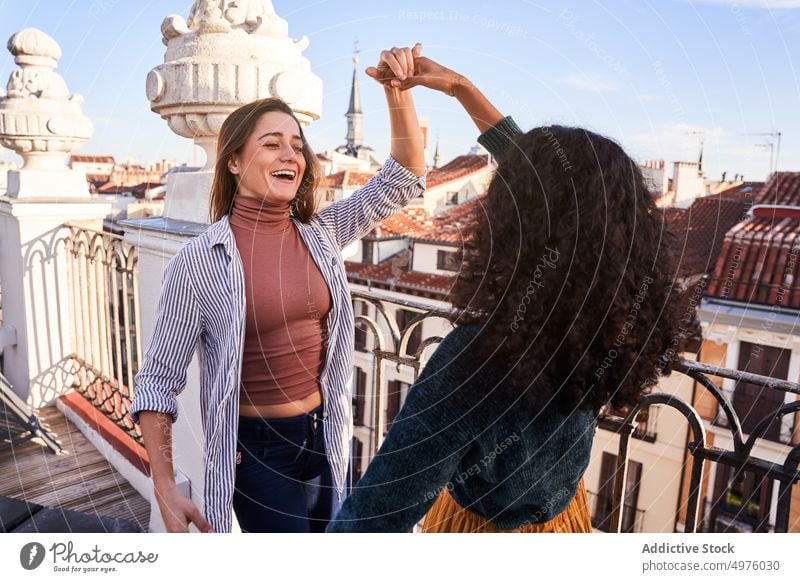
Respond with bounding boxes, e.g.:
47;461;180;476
366;43;423;88
366;44;464;97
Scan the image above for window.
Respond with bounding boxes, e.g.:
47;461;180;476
385;380;410;434
353;301;369;352
448;191;458;205
711;465;773;532
351;437;364;486
352;367;367;426
436;249;462;272
395;309;422;356
594;452;643;533
362;240;374;264
732;342;790;442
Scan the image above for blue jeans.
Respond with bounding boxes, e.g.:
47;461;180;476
233;404;335;533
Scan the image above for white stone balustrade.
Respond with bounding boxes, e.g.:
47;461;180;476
0;28;112;407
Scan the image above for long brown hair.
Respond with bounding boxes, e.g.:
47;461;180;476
209;98;322;223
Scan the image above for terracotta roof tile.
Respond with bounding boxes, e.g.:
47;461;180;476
703;173;800;307
754;172;800;206
707;215;800;308
324;169;376;188
345;259;454;297
345;171;376;187
408;196;484;245
96;182;128;193
667;190;756;278
368;207;432;239
427;154;491;188
71;155;115;164
715;181;763;200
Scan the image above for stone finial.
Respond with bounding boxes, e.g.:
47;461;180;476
0;28;92;171
147;0;322;171
8;27;62;67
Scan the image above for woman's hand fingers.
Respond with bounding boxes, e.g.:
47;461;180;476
392;47;410;80
368;44;426;90
187;504;214;533
156;485;214;533
382;49;405;81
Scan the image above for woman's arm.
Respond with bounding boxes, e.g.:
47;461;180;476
316;45;426;249
387;56;523;159
369;45;426;177
139;411;213;533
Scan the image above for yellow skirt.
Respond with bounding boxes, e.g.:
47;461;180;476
421;479;592;533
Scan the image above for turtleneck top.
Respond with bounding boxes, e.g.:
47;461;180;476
229;194;331;407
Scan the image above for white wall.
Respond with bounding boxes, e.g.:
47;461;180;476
673;161;705;207
412;242;460;275
424;167;493;215
376;239;408;263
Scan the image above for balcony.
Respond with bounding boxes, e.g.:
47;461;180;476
0;398;149;532
710;341;794;445
1;227;798;533
586;489;645;533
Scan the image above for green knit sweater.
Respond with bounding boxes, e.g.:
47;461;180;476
327;117;597;532
327;324;596;532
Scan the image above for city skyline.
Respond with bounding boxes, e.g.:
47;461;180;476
0;0;798;181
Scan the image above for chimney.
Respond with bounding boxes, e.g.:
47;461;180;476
672;161;704;207
419;115;429;168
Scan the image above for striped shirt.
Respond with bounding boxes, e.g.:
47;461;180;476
129;156;426;533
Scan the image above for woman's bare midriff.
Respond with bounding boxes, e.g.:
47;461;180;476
238;389;323;419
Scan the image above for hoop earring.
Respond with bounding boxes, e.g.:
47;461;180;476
290;191;302;216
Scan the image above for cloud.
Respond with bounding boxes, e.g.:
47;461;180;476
557;72;620;93
625;123;729;159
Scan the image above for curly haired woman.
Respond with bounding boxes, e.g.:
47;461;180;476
327;56;686;533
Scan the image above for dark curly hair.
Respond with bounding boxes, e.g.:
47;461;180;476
450;125;687;415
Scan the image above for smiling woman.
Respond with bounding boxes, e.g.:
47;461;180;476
229;113;309;203
209;100;321;223
129;44;427;534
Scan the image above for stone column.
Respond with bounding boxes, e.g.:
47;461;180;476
122;0;322;531
0;28;112;407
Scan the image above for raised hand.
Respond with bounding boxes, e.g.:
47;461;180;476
374;54;504;133
368;53;463;96
366;43;423;87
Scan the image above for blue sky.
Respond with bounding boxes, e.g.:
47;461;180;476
1;0;798;182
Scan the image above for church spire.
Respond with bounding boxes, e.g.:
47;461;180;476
345;52;363;151
347;56;362;115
